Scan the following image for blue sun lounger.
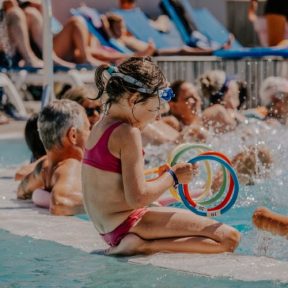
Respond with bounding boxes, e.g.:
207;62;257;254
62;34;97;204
113;8;184;49
160;0;288;59
160;0;242;49
71;8;132;54
214;47;288;59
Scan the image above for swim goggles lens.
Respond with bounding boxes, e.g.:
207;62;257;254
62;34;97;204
159;87;175;102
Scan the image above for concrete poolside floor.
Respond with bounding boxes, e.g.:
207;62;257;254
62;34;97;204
1;122;288;283
1;171;288;283
0;120;26;139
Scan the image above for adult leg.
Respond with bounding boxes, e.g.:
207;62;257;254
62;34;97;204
108;206;240;255
24;7;75;68
6;6;43;67
53;16;102;66
266;14;286;46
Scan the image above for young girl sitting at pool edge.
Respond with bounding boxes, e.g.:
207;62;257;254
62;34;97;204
82;57;240;256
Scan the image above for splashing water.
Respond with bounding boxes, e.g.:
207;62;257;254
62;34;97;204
144;118;288;261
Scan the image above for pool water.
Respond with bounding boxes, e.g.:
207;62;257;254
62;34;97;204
1;229;286;288
0;138;30;167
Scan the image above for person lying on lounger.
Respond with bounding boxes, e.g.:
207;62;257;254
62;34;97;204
103;12;233;57
1;0;155;68
17;99;90;216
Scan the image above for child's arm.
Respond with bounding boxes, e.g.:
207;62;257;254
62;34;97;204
120;125;195;208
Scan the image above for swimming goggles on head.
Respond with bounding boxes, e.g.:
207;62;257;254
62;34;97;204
107;66;175;102
158;87;175;101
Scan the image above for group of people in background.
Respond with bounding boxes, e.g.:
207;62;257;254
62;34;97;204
1;0;287;71
0;0;233;71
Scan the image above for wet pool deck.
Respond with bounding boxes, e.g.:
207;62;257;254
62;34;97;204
1;126;288;283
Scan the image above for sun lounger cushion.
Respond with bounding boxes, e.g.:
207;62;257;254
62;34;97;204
71;7;133;53
214;47;288;59
179;0;242;49
113;8;184;49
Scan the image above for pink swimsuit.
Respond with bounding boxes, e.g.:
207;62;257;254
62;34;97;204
100;208;147;247
83;121;122;174
83;121;147;247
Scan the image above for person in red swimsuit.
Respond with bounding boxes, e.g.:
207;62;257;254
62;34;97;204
82;56;240;255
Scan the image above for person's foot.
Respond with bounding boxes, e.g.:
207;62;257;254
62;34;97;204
0;113;9;125
26;57;44;68
221;34;235;50
105;233;146;256
136;41;156;57
253;207;288;237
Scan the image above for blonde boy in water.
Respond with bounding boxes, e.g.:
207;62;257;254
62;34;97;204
81;57;240;256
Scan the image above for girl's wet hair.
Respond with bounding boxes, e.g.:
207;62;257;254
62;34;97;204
94;57;166;108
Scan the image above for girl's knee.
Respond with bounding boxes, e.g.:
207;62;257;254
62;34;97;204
223;229;241;252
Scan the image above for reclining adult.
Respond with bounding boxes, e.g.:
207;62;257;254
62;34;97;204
118;0;227;50
17;99;90;216
0;0;43;67
159;0;234;50
2;0;155;68
104;12;232;57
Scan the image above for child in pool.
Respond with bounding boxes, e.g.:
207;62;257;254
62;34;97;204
81;57;240;256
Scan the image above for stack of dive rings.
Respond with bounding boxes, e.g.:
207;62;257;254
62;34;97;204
144;143;239;217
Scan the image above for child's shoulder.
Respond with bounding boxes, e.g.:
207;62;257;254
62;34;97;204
115;123;142;145
117;122;141;135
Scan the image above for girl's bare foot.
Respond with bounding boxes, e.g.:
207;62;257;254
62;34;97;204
106;233;146;256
